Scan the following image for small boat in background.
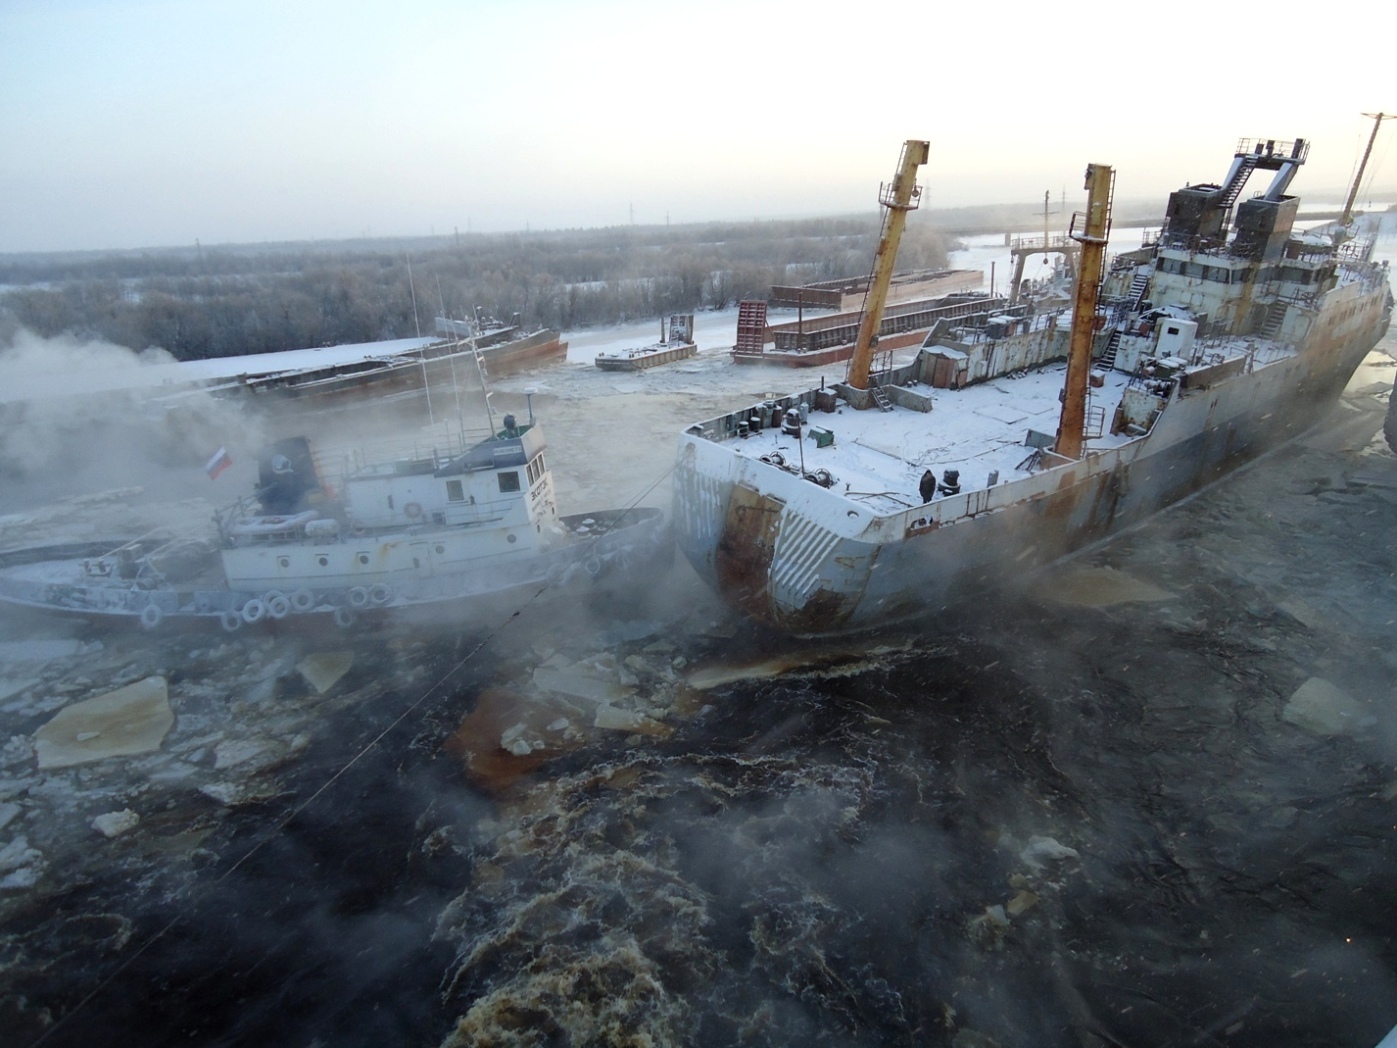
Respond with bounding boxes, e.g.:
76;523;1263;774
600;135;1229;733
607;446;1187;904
595;314;698;371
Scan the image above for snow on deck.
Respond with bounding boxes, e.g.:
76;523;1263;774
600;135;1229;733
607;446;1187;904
722;365;1137;513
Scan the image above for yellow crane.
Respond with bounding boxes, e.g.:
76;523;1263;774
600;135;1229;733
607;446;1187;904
1054;162;1114;461
845;139;930;392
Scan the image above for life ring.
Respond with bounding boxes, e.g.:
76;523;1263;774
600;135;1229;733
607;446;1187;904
220;610;243;632
290;589;315;613
403;501;423;519
369;583;393;606
584;556;603;578
241;598;266;624
348;586;370;608
333;606;357;629
265;593;291;619
139;603;163;630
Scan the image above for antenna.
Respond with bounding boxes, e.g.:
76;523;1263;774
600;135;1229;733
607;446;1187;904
406;254;421;338
466;311;497;435
418;343;435;427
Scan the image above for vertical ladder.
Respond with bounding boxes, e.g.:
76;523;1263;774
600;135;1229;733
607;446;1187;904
1084;402;1105;439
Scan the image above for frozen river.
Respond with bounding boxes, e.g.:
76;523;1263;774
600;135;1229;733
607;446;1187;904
0;227;1395;1046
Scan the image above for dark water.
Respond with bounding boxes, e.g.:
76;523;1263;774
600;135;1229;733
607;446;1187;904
3;393;1397;1048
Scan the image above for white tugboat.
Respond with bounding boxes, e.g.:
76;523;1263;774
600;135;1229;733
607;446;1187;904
0;409;668;630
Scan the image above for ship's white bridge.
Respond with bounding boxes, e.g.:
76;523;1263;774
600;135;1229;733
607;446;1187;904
715;366;1138;515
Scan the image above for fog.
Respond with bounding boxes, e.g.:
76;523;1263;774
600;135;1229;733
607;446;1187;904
1;221;1396;1046
0;331;271;509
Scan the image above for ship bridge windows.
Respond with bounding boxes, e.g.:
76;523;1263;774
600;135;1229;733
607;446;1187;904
1157;257;1239;284
525;453;546;486
498;471;521;493
446;479;465;502
1277;266;1323;285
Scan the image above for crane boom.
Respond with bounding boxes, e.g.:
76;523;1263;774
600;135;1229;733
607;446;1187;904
845;139;929;391
1341;112;1393;227
1054;162;1114;461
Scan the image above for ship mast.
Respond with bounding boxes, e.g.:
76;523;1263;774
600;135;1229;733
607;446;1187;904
1053;162;1114;461
845;140;929;391
1341;112;1394;228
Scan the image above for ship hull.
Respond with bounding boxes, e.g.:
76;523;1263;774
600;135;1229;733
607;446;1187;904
224;330;567;411
595;342;697;371
675;307;1389;635
730;330;928;367
0;508;668;631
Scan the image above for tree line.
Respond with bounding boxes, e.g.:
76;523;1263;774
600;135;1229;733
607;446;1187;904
0;216;950;361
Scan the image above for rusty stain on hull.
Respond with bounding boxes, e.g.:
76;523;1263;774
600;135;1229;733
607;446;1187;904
714;485;784;621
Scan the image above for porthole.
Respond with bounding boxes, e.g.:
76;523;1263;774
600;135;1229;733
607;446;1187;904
434;544;445;555
357;553;369;566
317;555;329;567
278;556;290;569
507;533;517;544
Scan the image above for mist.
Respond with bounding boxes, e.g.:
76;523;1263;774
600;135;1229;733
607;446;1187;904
0;212;1395;1047
0;329;273;520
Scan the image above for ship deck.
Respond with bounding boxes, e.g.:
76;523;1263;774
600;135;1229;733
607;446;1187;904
721;364;1138;514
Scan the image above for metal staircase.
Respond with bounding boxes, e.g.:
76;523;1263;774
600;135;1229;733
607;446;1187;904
1099;269;1150;372
1127;270;1150;309
869;383;894;412
1216;154;1259;208
1259;299;1287;339
1099;329;1123;370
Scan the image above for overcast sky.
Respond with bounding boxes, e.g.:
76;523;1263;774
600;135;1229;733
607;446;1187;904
2;0;1393;253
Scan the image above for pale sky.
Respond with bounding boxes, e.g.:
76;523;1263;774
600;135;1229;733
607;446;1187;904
2;0;1393;253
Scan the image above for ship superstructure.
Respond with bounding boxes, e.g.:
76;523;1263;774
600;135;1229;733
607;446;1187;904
673;136;1393;634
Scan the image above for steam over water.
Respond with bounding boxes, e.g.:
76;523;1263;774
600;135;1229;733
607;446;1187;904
0;325;1395;1046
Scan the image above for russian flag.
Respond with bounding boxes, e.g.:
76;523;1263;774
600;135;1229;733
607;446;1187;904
205;446;232;480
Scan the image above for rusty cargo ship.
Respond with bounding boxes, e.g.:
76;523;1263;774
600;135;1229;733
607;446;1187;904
672;136;1393;634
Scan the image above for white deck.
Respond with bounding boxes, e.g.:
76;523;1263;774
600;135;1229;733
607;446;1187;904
723;365;1137;514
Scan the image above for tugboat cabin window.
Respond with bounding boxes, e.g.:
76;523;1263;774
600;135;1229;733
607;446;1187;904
446;480;465;502
498;471;521;493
